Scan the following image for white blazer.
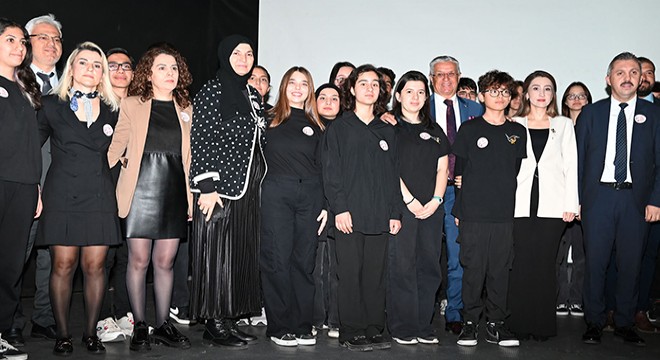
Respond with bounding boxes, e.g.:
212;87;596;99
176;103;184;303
513;116;579;218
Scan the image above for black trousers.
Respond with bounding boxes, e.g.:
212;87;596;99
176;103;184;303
556;221;585;306
0;181;38;330
335;231;388;341
458;221;514;324
260;176;323;337
312;230;339;328
387;209;443;339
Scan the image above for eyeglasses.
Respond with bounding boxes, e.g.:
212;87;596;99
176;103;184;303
29;33;62;45
108;62;133;72
482;89;511;98
567;93;587;101
432;72;458;79
457;90;477;98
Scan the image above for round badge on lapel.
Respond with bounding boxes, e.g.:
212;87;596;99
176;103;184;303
0;87;8;98
379;140;389;151
181;112;190;122
419;132;431;140
635;114;646;124
477;137;488;149
103;124;114;137
302;126;314;136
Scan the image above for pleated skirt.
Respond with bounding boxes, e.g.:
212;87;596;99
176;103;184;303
190;148;266;319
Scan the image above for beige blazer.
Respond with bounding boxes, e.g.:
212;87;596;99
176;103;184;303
513;116;579;218
107;96;193;218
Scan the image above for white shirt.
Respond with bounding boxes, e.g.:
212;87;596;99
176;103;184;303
601;96;635;183
30;64;59;91
434;93;462;133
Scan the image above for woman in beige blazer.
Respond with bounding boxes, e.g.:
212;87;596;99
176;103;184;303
107;44;192;352
507;71;578;341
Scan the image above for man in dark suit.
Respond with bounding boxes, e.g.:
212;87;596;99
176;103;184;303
577;52;660;346
428;55;483;335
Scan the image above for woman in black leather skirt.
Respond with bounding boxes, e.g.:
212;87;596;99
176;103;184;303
107;44;193;352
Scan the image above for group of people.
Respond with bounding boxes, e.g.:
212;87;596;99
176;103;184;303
0;12;659;360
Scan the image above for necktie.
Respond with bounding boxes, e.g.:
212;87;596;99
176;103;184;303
614;103;628;183
37;72;54;94
444;99;457;180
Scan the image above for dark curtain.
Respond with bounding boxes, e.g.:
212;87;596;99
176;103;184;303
5;0;260;95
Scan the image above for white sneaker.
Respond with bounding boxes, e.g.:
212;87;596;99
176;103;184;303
0;335;28;360
96;317;125;343
327;327;339;338
393;337;418;345
270;334;297;347
311;326;318;337
116;312;134;337
251;307;268;326
295;334;316;346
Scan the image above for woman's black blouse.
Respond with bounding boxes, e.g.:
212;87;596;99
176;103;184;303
265;108;321;179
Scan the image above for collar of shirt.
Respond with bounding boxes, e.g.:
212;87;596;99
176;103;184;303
642;93;655;103
610;96;637;119
30;64;59;87
434;92;461;130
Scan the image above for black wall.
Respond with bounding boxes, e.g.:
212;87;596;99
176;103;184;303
5;0;260;95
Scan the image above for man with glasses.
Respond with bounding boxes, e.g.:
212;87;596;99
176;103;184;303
428;56;483;336
106;48;134;100
452;70;526;347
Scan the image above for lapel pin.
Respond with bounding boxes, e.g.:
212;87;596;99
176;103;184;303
635;114;646;124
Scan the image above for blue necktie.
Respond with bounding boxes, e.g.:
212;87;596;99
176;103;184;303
614;103;628;183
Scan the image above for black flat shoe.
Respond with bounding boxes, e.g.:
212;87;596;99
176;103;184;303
3;328;25;347
31;322;57;340
582;325;602;344
53;337;73;356
202;319;247;348
152;321;191;349
130;321;151;352
228;321;257;342
82;335;105;354
614;326;646;347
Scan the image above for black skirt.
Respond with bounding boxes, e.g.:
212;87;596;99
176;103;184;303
190;147;266;319
125;152;187;239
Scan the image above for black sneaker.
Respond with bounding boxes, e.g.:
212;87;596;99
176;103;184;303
368;334;391;350
485;321;519;347
457;321;478;346
339;335;373;351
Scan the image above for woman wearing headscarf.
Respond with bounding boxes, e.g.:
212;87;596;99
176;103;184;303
189;35;266;349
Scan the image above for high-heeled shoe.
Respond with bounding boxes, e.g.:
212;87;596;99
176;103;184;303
130;321;151;352
82;334;105;354
152;320;191;349
53;336;73;356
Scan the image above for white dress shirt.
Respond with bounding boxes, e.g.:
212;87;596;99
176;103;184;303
601;97;635;183
30;63;59;91
434;93;462;132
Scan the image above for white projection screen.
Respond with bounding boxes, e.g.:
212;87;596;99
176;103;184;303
259;0;660;106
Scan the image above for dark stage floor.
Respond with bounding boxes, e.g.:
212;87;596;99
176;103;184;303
12;292;660;360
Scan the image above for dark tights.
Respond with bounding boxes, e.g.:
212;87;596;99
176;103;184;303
126;238;180;326
50;245;108;338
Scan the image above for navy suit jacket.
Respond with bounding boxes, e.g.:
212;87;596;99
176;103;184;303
430;94;484;124
576;98;660;214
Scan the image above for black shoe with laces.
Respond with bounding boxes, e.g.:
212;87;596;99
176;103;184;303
1;329;24;348
228;321;257;342
203;319;247;348
457;321;478;346
485;321;519;347
152;321;191;349
52;336;73;356
82;335;105;354
130;321;151;352
30;323;57;340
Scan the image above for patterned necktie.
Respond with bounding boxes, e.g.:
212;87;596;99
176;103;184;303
444;99;457;180
37;72;54;94
614;102;628;183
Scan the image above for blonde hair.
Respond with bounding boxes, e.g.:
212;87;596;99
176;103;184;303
53;41;119;111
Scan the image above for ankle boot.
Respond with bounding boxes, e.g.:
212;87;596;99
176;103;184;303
203;319;247;348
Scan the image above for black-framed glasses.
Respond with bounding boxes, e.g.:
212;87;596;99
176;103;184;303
108;62;133;72
29;33;62;45
567;93;587;101
457;90;477;98
482;89;511;98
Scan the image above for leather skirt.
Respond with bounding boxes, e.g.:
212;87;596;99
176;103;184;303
125;152;187;239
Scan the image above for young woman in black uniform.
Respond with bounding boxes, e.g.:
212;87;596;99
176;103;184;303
386;71;450;345
0;19;41;360
37;41;121;355
260;66;327;347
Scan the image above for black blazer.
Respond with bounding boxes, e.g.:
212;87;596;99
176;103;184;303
576;98;660;214
37;95;119;214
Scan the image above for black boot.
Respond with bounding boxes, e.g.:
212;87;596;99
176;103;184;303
228;320;258;342
130;321;151;352
203;319;247;348
152;321;191;349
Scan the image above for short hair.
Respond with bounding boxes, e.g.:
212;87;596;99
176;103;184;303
329;61;355;83
341;64;388;116
561;82;593;117
638;56;656;72
377;67;396;84
478;70;514;95
392;70;432;128
607;52;640;75
458;77;477;91
518;70;559;118
429;55;461;76
106;47;134;66
25;14;62;36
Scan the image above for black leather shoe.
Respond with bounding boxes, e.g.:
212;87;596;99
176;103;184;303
614;326;646;347
152;321;191;349
369;334;391;350
582;325;602;344
31;322;57;340
228;321;257;342
445;321;463;335
3;328;25;347
82;335;106;354
202;319;247;348
53;337;73;356
130;321;151;352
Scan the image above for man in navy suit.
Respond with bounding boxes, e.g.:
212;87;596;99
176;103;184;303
577;52;660;346
428;56;483;335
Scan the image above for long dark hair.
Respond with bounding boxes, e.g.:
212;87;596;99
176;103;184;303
561;81;593;117
0;18;40;109
329;61;355;84
392;70;432;128
341;64;388;116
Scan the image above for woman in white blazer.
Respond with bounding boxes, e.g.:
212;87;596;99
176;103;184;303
507;71;578;341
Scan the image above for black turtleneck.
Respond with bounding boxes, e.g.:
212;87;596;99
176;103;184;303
264;107;322;179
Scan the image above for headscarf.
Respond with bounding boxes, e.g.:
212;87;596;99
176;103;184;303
216;34;256;121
